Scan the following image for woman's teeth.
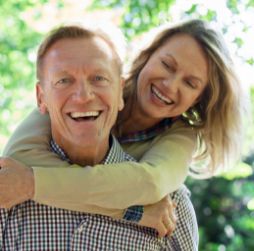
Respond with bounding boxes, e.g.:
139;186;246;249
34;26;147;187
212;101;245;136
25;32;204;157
151;85;173;105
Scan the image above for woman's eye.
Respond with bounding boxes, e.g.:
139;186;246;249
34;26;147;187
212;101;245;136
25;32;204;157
161;61;174;71
185;80;196;89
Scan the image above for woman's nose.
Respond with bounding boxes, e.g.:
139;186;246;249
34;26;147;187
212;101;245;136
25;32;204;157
162;76;179;93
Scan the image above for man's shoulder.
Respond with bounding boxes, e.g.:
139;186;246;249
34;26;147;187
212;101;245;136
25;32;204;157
123;151;136;162
104;135;136;164
170;185;191;201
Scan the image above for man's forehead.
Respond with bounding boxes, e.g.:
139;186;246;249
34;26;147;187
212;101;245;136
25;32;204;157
48;37;115;61
49;61;114;76
44;37;118;74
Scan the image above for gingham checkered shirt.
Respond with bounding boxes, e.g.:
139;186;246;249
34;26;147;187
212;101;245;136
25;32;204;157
0;136;198;250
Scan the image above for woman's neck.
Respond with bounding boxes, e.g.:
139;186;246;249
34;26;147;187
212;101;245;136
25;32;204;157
119;105;161;135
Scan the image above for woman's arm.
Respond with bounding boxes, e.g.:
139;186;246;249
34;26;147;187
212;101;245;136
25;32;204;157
3;109;197;211
0;155;177;237
3;109;69;167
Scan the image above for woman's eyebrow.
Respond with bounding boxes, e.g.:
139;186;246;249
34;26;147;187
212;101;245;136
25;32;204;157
165;53;206;85
165;53;178;67
189;75;204;85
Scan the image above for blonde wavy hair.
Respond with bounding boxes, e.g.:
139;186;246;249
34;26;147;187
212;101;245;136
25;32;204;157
117;19;244;177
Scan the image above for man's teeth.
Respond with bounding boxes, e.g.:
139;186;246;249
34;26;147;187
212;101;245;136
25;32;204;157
152;86;173;104
70;111;99;119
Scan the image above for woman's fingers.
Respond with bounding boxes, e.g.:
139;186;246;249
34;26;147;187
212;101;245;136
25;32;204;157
158;213;176;237
139;195;178;237
157;221;169;238
163;215;176;236
163;196;177;236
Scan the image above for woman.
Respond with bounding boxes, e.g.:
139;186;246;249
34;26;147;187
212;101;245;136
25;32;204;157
2;19;244;234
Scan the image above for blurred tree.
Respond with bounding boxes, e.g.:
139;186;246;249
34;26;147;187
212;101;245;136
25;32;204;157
90;0;176;40
0;0;45;146
186;162;254;250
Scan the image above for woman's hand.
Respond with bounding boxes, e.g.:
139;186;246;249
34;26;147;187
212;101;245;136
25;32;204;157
0;157;34;208
139;195;177;237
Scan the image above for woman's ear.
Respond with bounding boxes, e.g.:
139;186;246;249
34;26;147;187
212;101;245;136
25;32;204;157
36;83;48;114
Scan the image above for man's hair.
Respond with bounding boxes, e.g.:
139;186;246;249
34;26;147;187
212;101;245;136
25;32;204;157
36;25;123;81
118;19;245;177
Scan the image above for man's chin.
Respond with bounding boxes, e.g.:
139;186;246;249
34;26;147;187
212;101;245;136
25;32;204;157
70;134;106;148
63;135;109;165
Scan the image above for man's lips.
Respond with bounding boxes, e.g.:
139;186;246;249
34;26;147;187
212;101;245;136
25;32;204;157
68;111;102;121
151;84;174;105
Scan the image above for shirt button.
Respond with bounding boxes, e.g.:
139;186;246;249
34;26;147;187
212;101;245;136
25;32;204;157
77;225;84;233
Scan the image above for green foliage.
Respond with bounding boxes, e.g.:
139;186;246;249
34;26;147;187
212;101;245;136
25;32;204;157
201;9;217;21
247;0;254;7
247;58;254;65
233;37;244;48
185;4;198;15
222;162;253;180
227;0;240;14
0;0;43;149
89;0;125;9
186;165;254;250
90;0;176;40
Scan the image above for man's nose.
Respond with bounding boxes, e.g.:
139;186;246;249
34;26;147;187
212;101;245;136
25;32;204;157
73;80;94;102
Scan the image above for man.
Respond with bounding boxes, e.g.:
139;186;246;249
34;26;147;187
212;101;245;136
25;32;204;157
0;25;198;250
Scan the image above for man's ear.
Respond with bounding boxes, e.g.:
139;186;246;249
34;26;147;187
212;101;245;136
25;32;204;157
36;82;48;114
118;77;125;111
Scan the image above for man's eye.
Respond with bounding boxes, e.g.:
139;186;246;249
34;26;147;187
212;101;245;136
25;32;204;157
56;78;71;85
94;75;107;81
92;75;110;85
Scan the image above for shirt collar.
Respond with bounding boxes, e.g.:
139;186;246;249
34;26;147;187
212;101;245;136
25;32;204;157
50;135;127;166
118;117;176;144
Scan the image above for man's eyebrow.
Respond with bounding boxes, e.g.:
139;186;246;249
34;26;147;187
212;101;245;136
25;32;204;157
93;65;115;77
51;69;71;75
94;61;113;71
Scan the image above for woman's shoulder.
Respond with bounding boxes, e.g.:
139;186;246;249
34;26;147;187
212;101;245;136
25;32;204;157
155;119;198;142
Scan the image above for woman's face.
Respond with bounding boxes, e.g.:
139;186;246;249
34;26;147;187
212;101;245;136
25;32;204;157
136;33;208;122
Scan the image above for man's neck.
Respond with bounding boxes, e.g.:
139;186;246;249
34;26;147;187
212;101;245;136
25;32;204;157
53;138;110;166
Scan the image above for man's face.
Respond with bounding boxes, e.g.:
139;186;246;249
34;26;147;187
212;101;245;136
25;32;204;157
37;37;124;160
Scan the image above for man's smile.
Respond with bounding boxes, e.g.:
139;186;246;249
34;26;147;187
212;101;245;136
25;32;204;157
68;111;102;121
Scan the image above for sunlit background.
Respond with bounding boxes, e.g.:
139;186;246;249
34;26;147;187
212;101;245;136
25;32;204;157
0;0;254;250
